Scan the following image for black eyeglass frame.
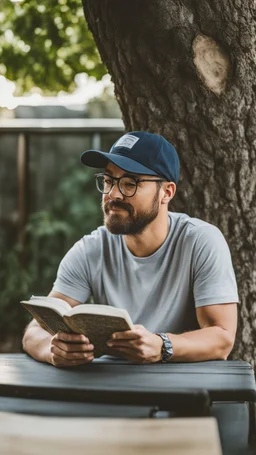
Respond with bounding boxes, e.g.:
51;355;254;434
94;173;166;197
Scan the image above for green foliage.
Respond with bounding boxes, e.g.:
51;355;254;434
0;164;102;340
0;0;106;94
0;245;34;336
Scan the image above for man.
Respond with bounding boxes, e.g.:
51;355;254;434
23;131;238;367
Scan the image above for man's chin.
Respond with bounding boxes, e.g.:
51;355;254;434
104;213;127;234
105;222;126;235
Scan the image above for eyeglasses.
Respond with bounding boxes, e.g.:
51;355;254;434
95;173;166;197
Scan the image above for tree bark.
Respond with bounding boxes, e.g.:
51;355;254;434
82;0;256;366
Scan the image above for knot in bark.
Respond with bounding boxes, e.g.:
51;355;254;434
193;34;232;95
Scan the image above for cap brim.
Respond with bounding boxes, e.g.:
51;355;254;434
81;150;158;176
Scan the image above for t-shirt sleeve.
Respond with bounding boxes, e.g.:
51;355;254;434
52;239;91;303
192;225;239;307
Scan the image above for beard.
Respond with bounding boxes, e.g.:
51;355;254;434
102;189;160;236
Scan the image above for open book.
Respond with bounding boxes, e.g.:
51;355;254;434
21;296;134;358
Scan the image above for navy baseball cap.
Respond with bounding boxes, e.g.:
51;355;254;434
81;131;180;184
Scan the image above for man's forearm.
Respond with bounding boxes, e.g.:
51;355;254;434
22;323;52;364
168;326;234;362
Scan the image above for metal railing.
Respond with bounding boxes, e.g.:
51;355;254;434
0;118;124;263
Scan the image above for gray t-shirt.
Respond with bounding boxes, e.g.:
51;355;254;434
53;212;239;334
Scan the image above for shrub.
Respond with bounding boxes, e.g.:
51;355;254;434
0;164;102;345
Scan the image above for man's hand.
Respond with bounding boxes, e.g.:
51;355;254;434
49;331;94;368
107;325;163;364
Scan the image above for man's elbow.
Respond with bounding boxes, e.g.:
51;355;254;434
22;326;29;353
22;320;37;353
216;327;235;360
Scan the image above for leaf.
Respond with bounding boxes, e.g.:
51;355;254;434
0;0;107;94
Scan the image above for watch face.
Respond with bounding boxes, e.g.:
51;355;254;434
162;348;173;362
156;333;173;362
161;337;173;362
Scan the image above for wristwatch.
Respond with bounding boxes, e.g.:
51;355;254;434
156;333;173;362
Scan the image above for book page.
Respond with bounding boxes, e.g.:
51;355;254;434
68;304;133;327
22;303;73;335
64;313;132;357
21;296;71;317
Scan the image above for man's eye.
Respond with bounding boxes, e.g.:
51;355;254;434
124;182;136;188
104;179;112;185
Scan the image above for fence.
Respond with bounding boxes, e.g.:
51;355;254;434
0;118;124;262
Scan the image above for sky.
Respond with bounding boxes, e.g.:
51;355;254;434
0;73;113;110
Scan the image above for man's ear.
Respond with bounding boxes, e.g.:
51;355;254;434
161;182;176;205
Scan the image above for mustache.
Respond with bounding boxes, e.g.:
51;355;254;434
104;200;134;215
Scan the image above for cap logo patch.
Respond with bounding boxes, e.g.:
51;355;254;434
114;134;139;150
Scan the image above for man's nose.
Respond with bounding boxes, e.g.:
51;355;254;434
109;182;124;200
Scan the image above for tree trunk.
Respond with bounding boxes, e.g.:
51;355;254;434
82;0;256;366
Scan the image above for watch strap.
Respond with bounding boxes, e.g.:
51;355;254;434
156;332;173;362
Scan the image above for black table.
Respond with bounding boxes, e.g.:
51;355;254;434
0;354;255;444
